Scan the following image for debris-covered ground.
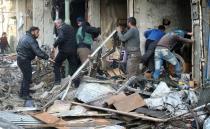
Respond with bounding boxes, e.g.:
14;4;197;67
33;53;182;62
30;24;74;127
0;53;210;129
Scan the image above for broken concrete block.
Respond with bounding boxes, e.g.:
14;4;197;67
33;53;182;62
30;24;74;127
105;92;127;106
113;93;145;112
47;100;71;113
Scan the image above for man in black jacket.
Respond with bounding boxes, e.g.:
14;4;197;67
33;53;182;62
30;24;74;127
16;27;49;99
52;19;78;85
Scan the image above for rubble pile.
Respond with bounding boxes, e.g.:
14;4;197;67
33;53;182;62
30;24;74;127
0;54;55;110
0;54;210;129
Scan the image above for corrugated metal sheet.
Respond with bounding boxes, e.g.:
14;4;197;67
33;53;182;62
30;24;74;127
0;112;42;126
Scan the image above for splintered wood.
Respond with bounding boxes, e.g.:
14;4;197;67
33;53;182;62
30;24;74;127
31;112;69;129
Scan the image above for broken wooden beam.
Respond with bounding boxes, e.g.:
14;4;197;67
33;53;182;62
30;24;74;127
31;112;69;129
70;101;167;122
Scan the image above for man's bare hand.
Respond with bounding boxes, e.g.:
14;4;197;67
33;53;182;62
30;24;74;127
49;58;55;63
51;47;55;53
116;26;122;32
187;32;193;36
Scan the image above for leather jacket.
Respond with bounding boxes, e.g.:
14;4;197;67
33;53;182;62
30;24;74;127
53;23;77;53
16;32;49;61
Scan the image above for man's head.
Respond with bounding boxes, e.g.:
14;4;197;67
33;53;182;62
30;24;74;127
158;25;165;32
127;17;136;28
29;26;40;39
54;19;63;29
76;17;84;27
173;29;186;37
162;18;171;26
2;32;6;37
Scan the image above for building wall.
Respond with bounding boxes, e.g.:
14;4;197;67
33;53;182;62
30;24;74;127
100;0;127;38
134;0;191;53
33;0;54;46
88;0;100;27
16;0;27;40
0;0;17;52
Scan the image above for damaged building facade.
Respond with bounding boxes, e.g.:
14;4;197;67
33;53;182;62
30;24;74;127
15;0;210;86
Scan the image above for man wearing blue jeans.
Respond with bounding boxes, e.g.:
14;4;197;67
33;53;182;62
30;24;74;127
142;25;165;72
153;31;193;80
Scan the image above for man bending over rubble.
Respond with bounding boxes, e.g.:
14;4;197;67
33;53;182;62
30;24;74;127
117;17;141;78
16;27;49;100
153;30;193;81
141;25;165;73
52;19;78;85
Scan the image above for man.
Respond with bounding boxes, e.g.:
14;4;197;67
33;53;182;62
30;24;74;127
117;17;141;78
141;25;165;72
52;19;78;85
153;30;193;80
16;27;49;99
76;17;100;63
0;32;9;54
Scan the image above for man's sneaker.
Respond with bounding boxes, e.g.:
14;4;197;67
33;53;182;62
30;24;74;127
24;99;34;107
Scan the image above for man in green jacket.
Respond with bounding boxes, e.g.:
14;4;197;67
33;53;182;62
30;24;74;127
76;17;100;63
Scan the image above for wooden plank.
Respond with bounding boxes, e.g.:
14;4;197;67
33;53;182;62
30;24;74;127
113;68;124;76
107;70;116;77
71;101;167;122
105;92;127;106
113;93;145;112
31;112;69;129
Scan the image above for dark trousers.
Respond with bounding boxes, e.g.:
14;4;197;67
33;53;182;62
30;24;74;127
1;47;5;54
141;39;157;72
54;51;78;83
17;57;32;97
127;51;141;78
